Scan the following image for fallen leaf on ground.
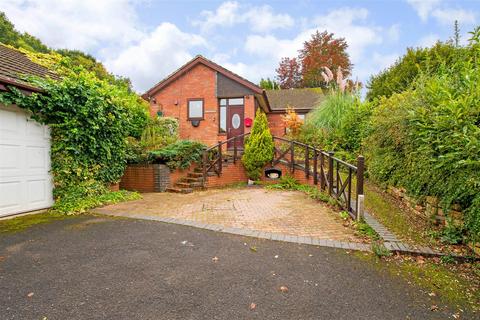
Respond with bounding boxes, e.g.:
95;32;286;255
428;292;436;297
212;256;219;262
27;292;34;298
249;303;256;310
250;246;257;252
279;286;289;293
416;256;425;265
430;305;438;312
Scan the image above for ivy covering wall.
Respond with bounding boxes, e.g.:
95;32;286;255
0;50;148;213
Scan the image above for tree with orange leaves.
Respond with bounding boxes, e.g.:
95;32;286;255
300;31;352;88
281;106;303;136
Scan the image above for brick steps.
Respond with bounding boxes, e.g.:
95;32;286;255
167;168;205;194
166;187;193;194
169;151;243;193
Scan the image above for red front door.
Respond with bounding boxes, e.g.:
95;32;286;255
227;105;244;149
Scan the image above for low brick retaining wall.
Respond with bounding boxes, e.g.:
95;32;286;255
120;161;314;192
120;164;192;192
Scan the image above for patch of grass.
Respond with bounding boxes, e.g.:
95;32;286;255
0;212;75;234
371;241;392;257
354;251;480;312
52;190;141;214
364;182;432;246
355;220;380;241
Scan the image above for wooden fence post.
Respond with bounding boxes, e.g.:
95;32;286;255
305;146;309;179
319;152;325;190
290;141;295;173
218;141;222;176
356;155;365;220
202;151;208;187
328;152;334;196
233;136;237;163
313;149;318;185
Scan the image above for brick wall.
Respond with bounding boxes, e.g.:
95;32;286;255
203;161;315;188
267;113;285;137
121;164;178;192
149;63;258;148
205;161;249;188
121;161;318;192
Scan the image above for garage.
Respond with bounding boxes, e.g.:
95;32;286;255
0;104;53;217
0;44;57;217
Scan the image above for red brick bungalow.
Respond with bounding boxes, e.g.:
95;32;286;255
143;55;323;149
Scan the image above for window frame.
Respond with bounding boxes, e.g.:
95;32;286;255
187;98;205;121
218;97;245;134
218;101;227;135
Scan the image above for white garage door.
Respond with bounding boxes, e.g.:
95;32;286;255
0;104;54;217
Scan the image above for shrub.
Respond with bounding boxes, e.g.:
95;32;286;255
297;91;369;161
365;33;480;242
140;116;179;149
366;42;469;101
242;109;274;180
149;140;206;170
126;116;179;164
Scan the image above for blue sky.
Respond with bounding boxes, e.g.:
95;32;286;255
3;0;479;92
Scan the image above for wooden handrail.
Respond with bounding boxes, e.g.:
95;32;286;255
202;133;364;220
205;132;250;152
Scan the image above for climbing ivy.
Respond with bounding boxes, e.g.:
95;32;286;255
0;51;149;213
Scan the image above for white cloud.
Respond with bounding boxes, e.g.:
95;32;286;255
1;0;143;53
104;23;207;92
387;24;401;42
355;52;400;81
417;34;440;47
243;7;392;84
192;1;294;33
407;0;442;22
193;1;239;32
407;0;476;26
431;8;476;26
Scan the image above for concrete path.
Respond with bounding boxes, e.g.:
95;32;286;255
0;215;461;319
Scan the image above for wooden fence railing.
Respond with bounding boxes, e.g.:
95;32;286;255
202;134;364;220
202;132;250;178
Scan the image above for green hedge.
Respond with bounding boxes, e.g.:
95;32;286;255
365;38;480;242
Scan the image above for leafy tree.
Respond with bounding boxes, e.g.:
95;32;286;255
242;109;274;180
0;12;49;53
366;42;468;101
0;11;132;88
259;77;280;90
299;31;352;88
276;57;302;89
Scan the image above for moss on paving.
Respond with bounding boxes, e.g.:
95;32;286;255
364;182;432;246
353;251;479;313
0;212;76;234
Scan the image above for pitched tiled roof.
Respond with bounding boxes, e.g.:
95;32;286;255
144;55;263;97
0;44;57;91
265;88;325;112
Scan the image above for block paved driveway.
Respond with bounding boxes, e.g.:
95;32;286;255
0;215;460;319
95;188;360;242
